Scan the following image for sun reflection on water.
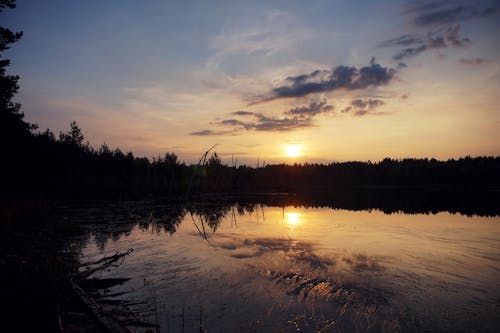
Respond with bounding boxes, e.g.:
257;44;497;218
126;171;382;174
286;212;300;227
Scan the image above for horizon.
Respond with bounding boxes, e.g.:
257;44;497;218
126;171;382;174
2;0;500;164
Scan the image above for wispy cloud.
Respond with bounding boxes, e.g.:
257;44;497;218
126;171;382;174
207;10;311;72
380;1;498;62
190;129;233;136
382;24;470;60
379;34;424;47
407;1;498;27
255;58;396;102
459;57;484;65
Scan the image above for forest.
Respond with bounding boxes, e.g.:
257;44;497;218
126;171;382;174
3;116;500;198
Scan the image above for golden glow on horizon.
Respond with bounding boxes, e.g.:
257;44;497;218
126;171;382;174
284;144;303;158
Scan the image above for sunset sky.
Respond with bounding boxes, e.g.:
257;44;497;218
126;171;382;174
3;0;500;164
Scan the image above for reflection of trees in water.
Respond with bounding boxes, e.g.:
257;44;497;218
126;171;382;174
138;206;186;235
191;206;228;232
188;203;262;243
80;189;499;252
86;202;261;251
81;204;187;252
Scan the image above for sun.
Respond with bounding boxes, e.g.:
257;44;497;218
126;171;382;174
284;144;302;158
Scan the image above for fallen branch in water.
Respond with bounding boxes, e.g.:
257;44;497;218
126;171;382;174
79;249;133;279
81;249;133;267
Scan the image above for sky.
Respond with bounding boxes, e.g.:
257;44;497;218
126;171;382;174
2;0;500;164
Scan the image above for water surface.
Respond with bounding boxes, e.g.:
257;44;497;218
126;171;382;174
77;201;500;332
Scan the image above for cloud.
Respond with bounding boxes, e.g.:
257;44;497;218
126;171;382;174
341;98;385;117
285;99;334;117
393;45;428;60
411;3;498;27
397;62;408;69
258;58;396;102
206;10;312;74
385;24;470;60
191;100;335;135
404;1;449;14
190;129;232;136
459;57;484;65
244;114;314;131
223;100;334;132
232;110;255;116
381;1;498;62
378;34;423;47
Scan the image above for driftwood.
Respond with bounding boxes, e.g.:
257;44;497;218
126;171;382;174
80;249;133;279
81;249;134;267
71;280;131;333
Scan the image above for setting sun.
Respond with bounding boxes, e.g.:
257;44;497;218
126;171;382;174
284;144;302;158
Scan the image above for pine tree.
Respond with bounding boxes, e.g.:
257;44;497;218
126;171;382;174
0;0;35;141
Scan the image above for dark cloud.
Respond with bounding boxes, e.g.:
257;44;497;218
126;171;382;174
231;110;255;116
342;98;385;117
397;62;408;69
393;45;428;60
242;114;313;132
285;99;334;117
387;24;470;60
459;57;484;65
413;4;498;27
428;24;470;47
260;59;396;102
351;99;384;109
404;1;449;14
381;1;498;62
220;119;247;126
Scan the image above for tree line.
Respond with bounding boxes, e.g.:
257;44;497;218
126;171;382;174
3;118;500;198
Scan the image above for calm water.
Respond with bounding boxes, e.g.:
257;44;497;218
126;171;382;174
76;201;500;332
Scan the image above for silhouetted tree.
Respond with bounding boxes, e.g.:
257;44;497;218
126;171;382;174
0;0;35;141
164;152;178;166
59;121;85;147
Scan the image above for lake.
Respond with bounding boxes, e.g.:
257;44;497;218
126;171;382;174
72;195;500;332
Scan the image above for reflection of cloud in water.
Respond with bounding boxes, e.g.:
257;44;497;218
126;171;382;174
220;236;387;276
342;254;386;273
218;237;336;272
213;235;401;331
